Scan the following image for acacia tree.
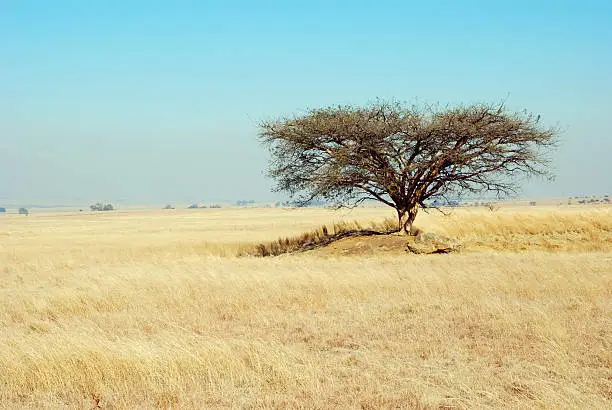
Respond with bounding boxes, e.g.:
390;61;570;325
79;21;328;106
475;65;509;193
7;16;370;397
259;100;557;234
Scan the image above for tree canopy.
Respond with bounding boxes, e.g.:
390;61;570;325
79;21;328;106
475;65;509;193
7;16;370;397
260;100;557;233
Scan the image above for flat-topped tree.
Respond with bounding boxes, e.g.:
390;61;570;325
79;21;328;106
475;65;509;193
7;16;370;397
259;100;557;234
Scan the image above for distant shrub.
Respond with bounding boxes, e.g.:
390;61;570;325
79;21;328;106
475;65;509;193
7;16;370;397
486;202;500;212
187;204;199;209
163;204;175;209
209;204;221;208
18;207;29;215
431;199;460;208
529;201;537;206
90;202;114;211
236;200;255;207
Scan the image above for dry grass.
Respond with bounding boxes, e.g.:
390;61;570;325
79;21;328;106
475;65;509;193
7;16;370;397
245;206;612;257
434;207;612;252
242;218;399;257
0;206;611;408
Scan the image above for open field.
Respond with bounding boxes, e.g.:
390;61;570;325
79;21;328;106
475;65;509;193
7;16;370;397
1;206;611;408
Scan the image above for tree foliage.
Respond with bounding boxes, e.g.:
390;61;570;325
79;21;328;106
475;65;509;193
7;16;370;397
90;202;114;211
260;100;557;233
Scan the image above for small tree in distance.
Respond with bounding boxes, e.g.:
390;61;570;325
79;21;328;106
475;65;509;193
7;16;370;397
260;100;557;234
90;202;115;211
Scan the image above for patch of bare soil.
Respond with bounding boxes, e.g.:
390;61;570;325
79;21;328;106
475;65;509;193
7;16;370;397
308;232;463;257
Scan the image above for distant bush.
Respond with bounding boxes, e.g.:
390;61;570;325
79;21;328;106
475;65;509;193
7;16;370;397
209;204;221;208
163;204;175;209
236;200;255;207
529;201;537;206
18;207;29;215
486;202;500;212
431;199;460;208
187;204;199;209
274;200;310;207
90;202;114;211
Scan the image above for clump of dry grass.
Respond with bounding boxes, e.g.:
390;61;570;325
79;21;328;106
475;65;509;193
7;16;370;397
241;218;399;257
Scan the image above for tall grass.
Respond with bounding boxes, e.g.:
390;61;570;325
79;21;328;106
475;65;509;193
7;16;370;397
434;207;612;252
0;206;611;408
243;207;612;257
0;253;610;408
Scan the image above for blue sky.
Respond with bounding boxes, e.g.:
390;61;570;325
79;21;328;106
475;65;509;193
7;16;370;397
1;1;611;205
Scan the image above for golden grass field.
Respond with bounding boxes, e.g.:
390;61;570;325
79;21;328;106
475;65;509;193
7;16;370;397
1;205;611;408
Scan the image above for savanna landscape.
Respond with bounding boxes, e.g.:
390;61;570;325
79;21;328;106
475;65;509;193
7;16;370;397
1;204;610;408
3;3;612;409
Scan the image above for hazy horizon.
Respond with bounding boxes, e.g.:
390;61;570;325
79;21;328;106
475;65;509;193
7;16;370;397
2;1;611;206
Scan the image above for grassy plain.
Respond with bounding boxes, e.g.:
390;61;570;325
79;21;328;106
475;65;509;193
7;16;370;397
0;205;611;408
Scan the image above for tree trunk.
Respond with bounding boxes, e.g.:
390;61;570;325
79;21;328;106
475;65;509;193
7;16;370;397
397;205;419;235
396;209;405;233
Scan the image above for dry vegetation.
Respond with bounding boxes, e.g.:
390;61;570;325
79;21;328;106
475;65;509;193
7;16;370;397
1;206;611;408
243;218;399;257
